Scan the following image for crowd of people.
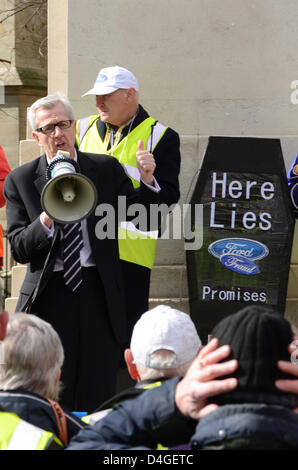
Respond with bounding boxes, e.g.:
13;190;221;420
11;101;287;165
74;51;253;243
0;65;298;451
1;305;298;451
67;305;298;450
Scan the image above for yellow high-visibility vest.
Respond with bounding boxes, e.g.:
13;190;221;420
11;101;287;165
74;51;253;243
0;412;63;450
76;115;167;269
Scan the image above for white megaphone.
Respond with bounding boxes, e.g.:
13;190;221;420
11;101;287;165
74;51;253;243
41;151;97;224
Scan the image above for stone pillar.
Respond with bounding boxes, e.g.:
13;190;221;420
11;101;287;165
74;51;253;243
48;0;68;95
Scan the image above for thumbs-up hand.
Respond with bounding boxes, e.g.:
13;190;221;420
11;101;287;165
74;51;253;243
136;140;156;186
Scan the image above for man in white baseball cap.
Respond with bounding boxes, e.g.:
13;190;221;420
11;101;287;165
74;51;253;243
76;68;181;387
87;305;201;423
126;305;202;380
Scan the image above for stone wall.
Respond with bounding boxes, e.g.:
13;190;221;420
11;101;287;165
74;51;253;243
5;0;298;330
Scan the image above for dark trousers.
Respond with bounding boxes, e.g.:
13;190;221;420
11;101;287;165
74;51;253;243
115;261;151;392
120;260;151;348
32;267;120;413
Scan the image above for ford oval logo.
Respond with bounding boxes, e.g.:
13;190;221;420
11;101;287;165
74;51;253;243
220;254;260;275
208;238;268;261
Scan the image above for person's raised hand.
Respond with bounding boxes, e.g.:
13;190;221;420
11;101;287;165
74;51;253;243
175;338;238;419
136;140;156;186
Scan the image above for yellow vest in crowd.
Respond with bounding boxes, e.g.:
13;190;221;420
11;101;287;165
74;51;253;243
76;115;167;269
0;411;63;450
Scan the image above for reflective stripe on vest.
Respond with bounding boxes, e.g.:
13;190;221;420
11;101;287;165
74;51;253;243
77;116;92;144
122;164;140;182
142;381;163;390
76;115;167;269
0;412;61;450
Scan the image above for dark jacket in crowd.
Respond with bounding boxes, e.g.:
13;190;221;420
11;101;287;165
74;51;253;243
66;376;298;451
191;402;298;450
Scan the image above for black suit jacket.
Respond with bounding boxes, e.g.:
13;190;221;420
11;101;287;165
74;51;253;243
4;150;160;343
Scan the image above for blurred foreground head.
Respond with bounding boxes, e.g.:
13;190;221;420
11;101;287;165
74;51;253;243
0;313;64;401
211;305;298;407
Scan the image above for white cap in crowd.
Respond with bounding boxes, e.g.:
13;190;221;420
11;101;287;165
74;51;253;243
82;65;139;97
130;305;202;369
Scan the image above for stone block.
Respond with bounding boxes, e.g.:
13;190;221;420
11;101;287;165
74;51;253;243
11;265;26;297
4;297;18;315
287;265;298;299
19;139;42;166
149;265;188;299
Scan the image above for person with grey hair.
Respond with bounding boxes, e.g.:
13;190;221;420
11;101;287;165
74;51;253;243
3;92;161;412
84;305;202;424
0;313;85;446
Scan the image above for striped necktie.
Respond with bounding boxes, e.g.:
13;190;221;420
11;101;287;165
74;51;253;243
62;223;83;291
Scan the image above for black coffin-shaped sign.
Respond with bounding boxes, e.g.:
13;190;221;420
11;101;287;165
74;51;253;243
186;136;295;343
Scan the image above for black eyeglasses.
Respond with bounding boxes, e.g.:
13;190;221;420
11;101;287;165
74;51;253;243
35;120;74;135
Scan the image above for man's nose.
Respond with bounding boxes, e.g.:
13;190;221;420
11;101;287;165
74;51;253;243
54;125;63;136
96;96;104;106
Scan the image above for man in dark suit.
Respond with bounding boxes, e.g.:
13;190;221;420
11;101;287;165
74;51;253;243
3;92;160;412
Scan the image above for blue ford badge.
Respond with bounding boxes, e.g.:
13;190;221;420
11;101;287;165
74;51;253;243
220;254;260;275
208;238;268;261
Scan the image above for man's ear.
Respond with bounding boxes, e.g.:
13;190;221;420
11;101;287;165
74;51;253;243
32;131;42;147
126;88;137;103
124;348;139;380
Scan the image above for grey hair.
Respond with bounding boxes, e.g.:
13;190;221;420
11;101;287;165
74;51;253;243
135;349;193;381
27;92;75;131
0;313;64;399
